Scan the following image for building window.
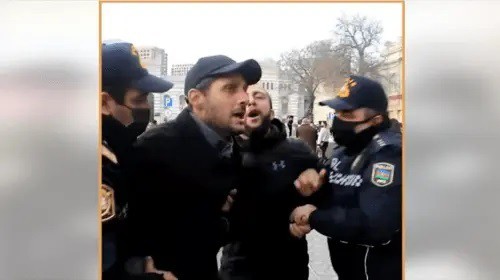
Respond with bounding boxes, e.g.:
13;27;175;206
271;83;273;90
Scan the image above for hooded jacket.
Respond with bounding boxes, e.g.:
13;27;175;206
220;119;319;279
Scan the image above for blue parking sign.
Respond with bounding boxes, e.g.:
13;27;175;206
163;95;173;108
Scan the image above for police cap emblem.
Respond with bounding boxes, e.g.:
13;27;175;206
371;162;395;187
130;45;146;69
337;78;357;98
101;183;116;222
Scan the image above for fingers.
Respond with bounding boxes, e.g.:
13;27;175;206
291;204;317;225
289;223;303;238
163;271;178;280
289;223;312;238
295;168;323;196
296;223;311;234
318;168;327;186
142;257;177;279
299;214;309;225
144;256;156;273
293;211;306;225
221;191;236;212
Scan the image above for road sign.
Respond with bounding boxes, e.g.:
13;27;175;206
163;95;173;108
164;109;172;118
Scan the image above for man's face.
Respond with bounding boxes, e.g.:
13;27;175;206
335;108;382;133
191;74;249;135
102;88;150;126
244;86;272;132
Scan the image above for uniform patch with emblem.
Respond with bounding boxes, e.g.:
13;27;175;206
101;183;116;222
371;162;395;187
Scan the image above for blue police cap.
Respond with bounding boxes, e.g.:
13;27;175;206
102;42;173;93
319;75;388;113
184;55;262;95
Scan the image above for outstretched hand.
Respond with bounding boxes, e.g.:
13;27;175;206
294;168;327;196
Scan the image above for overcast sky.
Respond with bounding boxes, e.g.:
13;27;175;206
102;3;402;67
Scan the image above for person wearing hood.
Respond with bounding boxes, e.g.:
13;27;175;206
219;85;319;280
101;42;176;280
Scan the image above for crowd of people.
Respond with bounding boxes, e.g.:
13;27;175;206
101;41;402;280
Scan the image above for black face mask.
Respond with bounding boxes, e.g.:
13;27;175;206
102;105;150;161
331;116;380;153
124;105;151;139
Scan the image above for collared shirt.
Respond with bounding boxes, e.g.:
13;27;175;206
190;111;233;158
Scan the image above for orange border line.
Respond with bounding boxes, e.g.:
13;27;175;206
401;1;405;280
98;2;103;280
102;0;402;3
98;1;405;280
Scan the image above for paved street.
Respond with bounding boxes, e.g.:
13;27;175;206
307;231;337;280
217;230;338;279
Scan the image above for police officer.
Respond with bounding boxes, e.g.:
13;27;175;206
101;42;176;280
291;75;402;280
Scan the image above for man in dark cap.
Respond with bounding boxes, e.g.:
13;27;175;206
126;55;262;280
100;42;175;280
290;75;402;280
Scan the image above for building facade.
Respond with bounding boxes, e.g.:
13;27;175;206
171;64;194;76
152;75;187;123
379;38;403;122
313;83;336;125
136;46;168;77
257;59;305;121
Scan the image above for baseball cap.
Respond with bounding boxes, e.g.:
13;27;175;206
184;55;262;95
319;75;388;112
102;42;173;93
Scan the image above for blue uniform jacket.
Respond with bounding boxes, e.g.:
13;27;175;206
310;130;402;246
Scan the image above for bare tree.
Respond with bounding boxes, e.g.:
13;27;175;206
334;14;385;77
280;40;349;118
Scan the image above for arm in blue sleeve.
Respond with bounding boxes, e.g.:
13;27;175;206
309;146;402;245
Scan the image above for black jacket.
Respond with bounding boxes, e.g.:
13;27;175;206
220;119;318;279
101;140;126;280
101;114;165;280
126;109;241;280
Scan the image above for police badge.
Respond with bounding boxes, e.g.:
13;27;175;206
337;78;357;98
101;183;116;222
371;162;395;187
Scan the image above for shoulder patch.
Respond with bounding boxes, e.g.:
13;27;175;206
102;145;118;164
371;132;401;154
101;183;116;222
371;162;395;187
